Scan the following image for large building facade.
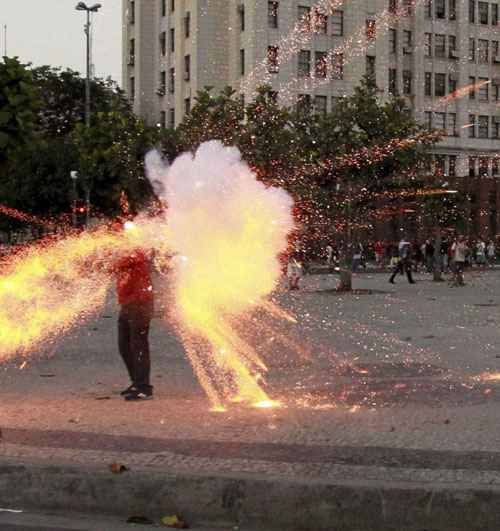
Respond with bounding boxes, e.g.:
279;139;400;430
123;0;500;237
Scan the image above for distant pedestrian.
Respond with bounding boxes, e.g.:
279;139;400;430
326;243;334;265
476;239;486;267
424;239;434;272
287;253;303;290
450;236;469;286
389;237;415;284
487;240;496;265
374;240;383;266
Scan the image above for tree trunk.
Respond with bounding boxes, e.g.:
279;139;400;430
337;268;352;291
433;228;443;281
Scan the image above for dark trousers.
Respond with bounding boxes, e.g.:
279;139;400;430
389;259;414;283
118;300;154;391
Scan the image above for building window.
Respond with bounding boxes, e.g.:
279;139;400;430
159;70;166;95
424;111;432;129
297;94;311;113
478;39;489;62
435;73;446;96
366;55;376;77
184;55;190;81
184;12;190;38
313;9;328;34
129;76;135;100
449;155;457;177
492;158;499;176
403;30;412;51
469;77;476;97
479;1;488;22
267;46;279;73
315;51;328;78
160;110;166;128
435;34;445;57
425;72;432;96
128;38;135;65
435;154;446;175
494;82;500;101
469;38;475;61
478;78;489;101
331;52;344;79
479;157;489;176
468;114;476;137
268;1;279;28
389;29;397;53
168;108;175;129
435;112;446;130
447;113;457;135
169;68;175;93
493;41;499;60
493;117;500;138
170;28;175;52
240;49;245;76
314;95;327;116
170;0;175;12
425;0;432;18
366;18;376;40
470;157;477;176
238;4;245;31
185;97;191;115
435;0;446;17
448;74;457;93
298;5;311;30
479;115;489;137
403;70;412;94
160;32;166;56
425;33;432;56
161;0;166;17
469;0;476;22
298;50;311;77
448;35;457;57
449;0;457;19
331;10;344;35
493;3;499;24
403;0;413;15
129;1;135;24
389;0;398;13
389;68;397;95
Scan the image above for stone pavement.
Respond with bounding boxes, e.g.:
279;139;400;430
1;268;500;529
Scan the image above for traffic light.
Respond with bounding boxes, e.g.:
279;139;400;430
73;200;88;227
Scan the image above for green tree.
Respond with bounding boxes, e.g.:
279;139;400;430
0;57;40;166
177;86;244;151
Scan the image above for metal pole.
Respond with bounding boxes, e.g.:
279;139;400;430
85;11;91;128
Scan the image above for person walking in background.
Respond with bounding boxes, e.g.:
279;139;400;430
287;252;303;290
424;239;434;273
325;243;334;265
487;240;496;266
450;236;469;286
374;240;383;266
476;238;487;267
389;237;415;284
113;247;155;401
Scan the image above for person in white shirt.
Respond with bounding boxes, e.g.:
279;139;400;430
487;241;496;266
450;236;468;286
476;239;486;266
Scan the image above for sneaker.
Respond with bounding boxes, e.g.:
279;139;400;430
120;385;136;396
124;389;153;401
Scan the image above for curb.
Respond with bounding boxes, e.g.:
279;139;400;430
1;460;500;530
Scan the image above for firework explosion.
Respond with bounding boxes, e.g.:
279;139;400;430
147;141;295;410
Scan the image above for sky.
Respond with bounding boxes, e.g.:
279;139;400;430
1;0;122;84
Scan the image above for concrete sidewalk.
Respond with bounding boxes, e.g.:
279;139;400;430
2;270;500;529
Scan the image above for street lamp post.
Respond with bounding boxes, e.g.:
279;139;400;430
75;2;101;225
75;2;101;127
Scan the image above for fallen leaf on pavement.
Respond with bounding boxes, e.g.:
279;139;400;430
110;463;129;474
162;515;189;528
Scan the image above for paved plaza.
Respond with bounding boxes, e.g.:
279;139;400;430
1;268;500;528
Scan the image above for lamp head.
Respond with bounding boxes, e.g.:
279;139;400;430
89;3;102;11
75;2;88;10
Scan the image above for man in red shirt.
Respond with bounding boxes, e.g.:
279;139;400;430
114;248;155;400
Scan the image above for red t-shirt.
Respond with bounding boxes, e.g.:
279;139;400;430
114;250;154;305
